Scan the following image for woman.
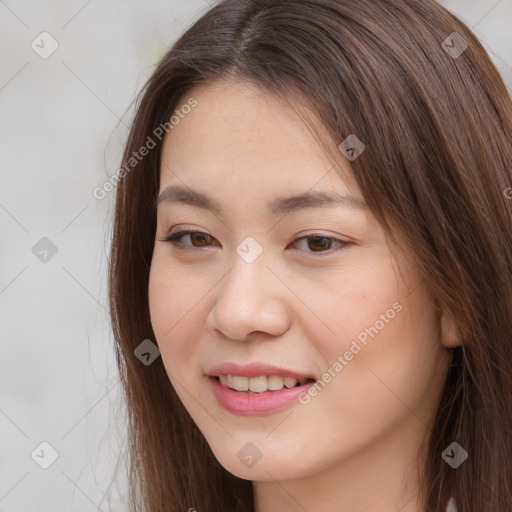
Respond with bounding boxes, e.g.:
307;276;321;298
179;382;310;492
108;1;512;511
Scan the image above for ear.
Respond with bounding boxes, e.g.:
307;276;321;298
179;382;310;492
440;311;461;348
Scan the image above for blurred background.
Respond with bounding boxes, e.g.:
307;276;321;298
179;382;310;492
1;0;511;510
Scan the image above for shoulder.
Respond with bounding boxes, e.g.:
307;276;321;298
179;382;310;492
446;497;457;512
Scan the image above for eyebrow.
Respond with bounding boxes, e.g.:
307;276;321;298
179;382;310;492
155;184;367;216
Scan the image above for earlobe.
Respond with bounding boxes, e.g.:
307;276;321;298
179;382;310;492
440;311;461;348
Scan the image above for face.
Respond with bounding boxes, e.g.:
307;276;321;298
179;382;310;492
148;78;454;483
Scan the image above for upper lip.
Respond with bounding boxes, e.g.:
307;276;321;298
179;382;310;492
207;362;316;381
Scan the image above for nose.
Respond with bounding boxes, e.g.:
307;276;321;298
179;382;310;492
206;251;291;341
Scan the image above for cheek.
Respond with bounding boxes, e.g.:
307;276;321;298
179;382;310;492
148;248;200;328
148;256;201;369
148;264;175;339
302;252;404;351
305;251;442;414
315;289;444;435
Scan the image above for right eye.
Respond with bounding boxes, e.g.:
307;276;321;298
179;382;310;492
159;230;220;252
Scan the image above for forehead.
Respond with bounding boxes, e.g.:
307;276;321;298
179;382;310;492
159;78;362;206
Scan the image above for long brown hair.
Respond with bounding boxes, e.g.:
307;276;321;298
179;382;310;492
108;1;512;510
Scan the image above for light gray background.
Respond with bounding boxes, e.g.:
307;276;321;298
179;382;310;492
1;1;511;510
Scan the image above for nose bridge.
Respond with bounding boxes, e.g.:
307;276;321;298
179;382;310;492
223;234;270;300
222;244;270;310
207;241;290;340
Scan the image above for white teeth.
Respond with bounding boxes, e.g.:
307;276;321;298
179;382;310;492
267;375;285;390
232;376;249;391
284;377;298;388
218;374;309;393
248;376;268;392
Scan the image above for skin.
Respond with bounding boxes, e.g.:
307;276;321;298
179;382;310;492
148;77;460;512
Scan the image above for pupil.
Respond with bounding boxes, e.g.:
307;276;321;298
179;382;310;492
309;236;330;251
192;233;210;246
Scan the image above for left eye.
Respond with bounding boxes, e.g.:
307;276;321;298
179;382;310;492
160;230;350;254
292;235;348;253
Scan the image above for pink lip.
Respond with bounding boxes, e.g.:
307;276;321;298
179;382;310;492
209;377;315;415
207;362;315;381
206;362;316;415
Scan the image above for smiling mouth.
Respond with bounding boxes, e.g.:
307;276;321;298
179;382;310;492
215;375;315;394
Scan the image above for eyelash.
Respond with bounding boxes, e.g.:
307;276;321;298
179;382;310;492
159;230;350;255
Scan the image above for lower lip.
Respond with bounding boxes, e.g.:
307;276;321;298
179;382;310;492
209;376;315;415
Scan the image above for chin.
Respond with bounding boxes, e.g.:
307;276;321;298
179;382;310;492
206;439;314;481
